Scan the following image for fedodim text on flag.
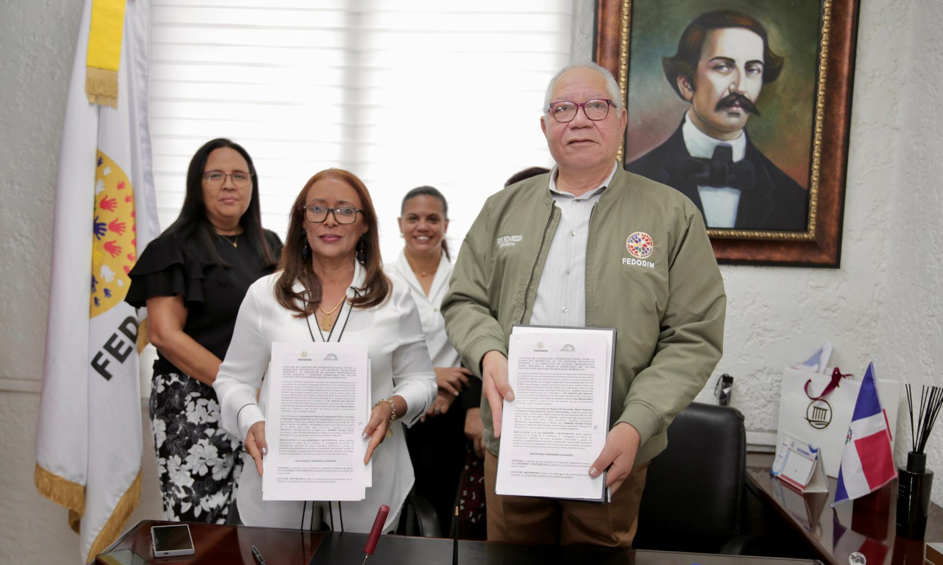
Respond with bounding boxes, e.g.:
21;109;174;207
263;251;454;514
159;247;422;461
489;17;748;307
35;0;159;561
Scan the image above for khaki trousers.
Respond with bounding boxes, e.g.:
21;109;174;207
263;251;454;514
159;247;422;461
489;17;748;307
484;450;649;548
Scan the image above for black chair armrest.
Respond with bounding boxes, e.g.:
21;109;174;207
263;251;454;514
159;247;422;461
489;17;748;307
407;491;442;538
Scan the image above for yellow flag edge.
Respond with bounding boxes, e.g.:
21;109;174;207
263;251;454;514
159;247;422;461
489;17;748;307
137;319;149;353
86;67;119;108
86;470;142;562
35;464;143;557
85;0;127;108
34;463;86;530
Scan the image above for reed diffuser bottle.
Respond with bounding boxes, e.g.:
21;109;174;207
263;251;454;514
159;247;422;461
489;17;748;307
896;384;941;538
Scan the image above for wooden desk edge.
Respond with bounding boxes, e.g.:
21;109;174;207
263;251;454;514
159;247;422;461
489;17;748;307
90;519;326;565
91;519;149;563
745;454;838;565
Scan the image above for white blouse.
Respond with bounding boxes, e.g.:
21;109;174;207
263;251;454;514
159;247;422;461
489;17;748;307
387;249;461;369
213;262;436;532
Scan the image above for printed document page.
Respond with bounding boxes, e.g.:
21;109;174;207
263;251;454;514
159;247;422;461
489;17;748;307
496;327;614;500
263;342;369;501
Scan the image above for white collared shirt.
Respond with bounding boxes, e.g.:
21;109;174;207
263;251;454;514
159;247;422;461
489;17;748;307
214;262;436;533
530;161;617;327
682;111;747;228
387;249;461;369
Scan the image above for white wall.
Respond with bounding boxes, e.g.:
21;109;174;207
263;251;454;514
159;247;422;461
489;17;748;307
0;0;940;563
879;0;943;476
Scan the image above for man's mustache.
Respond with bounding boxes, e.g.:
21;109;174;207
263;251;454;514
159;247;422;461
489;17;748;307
715;93;760;116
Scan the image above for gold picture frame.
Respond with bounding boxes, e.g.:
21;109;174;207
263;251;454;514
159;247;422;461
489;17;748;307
596;0;860;266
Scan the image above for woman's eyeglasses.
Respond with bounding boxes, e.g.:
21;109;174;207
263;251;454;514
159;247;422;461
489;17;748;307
304;205;362;224
202;171;252;188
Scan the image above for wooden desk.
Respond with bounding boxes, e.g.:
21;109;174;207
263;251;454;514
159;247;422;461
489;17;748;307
746;453;942;565
94;519;822;565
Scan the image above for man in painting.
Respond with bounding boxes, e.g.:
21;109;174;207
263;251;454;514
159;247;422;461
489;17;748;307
627;10;808;231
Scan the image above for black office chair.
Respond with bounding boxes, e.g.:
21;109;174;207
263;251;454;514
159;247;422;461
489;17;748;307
396;488;442;538
633;402;752;554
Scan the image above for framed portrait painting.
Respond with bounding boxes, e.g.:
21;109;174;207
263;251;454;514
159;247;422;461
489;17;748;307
596;0;861;267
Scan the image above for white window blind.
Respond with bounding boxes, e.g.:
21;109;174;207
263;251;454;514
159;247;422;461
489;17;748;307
149;0;572;261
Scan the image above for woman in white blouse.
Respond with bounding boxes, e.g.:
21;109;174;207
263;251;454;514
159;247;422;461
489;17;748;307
387;186;483;535
214;169;436;533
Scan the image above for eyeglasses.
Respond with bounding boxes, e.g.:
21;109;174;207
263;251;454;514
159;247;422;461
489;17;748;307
547;99;615;123
304;205;363;224
203;171;252;188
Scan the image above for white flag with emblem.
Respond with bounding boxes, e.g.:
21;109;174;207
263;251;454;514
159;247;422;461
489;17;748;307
34;0;159;561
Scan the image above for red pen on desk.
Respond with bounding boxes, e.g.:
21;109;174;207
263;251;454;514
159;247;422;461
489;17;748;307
363;504;390;565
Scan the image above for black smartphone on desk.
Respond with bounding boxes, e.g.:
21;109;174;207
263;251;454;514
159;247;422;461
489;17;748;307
150;524;195;558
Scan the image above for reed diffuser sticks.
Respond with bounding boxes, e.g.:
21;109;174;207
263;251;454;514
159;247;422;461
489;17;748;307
906;384;943;455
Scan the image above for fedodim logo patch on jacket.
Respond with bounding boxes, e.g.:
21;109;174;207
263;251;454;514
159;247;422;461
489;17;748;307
623;231;656;269
626;232;654;259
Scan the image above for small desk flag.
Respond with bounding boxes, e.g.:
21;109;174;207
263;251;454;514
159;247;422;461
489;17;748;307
832;362;897;505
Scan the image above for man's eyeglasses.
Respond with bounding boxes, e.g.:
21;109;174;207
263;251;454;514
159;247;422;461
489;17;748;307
548;99;615;123
203;171;252;188
304;205;362;224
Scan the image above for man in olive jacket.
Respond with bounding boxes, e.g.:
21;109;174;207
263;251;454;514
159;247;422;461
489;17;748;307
442;63;726;548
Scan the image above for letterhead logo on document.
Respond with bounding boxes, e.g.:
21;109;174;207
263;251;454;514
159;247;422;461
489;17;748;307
561;344;575;352
324;353;338;361
623;231;656;269
805;398;832;430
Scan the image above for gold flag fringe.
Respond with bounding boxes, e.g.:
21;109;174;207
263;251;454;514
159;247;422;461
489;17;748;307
36;464;142;556
86;470;142;563
137;319;149;353
69;510;82;533
34;463;85;521
85;66;118;108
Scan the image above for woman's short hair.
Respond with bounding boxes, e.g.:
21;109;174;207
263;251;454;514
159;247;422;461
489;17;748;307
400;185;450;260
165;138;277;268
275;169;390;316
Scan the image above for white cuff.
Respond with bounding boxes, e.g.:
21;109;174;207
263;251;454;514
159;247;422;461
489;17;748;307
237;403;265;442
392;380;432;428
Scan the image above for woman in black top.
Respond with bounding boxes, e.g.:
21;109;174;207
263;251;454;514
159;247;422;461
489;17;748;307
126;139;281;523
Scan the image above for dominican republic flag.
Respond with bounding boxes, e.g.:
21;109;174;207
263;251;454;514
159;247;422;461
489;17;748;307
833;363;897;505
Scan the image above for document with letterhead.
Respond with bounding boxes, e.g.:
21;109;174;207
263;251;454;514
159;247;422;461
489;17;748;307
496;325;616;502
263;342;371;501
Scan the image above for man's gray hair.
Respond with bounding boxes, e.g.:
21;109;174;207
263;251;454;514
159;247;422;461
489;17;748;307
543;62;623;114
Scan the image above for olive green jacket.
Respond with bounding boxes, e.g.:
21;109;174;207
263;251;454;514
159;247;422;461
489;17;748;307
441;166;726;465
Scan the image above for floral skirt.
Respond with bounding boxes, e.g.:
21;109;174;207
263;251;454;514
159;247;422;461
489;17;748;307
149;371;243;523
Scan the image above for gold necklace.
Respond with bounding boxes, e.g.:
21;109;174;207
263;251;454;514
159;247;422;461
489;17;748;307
406;253;437;278
317;295;347;331
217;232;239;248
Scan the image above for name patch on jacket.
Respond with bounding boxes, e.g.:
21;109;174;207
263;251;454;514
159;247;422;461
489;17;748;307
623;257;656;269
496;235;523;248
